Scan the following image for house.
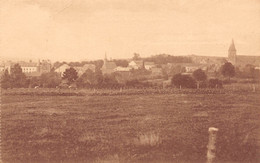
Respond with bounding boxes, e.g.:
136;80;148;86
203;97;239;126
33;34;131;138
38;60;52;74
144;62;155;70
101;55;117;74
74;64;96;76
255;67;260;70
0;65;5;75
114;66;131;72
0;62;9;73
129;60;144;69
151;67;163;76
55;63;70;77
185;66;199;73
18;61;38;73
0;60;52;77
82;64;96;72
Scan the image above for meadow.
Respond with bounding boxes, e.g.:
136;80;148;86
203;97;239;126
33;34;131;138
1;88;260;163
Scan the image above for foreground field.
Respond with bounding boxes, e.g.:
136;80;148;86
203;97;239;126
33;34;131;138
2;90;260;163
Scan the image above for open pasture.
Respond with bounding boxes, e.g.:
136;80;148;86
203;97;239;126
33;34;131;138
1;89;260;163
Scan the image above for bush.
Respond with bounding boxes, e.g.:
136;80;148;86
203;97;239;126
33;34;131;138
238;79;258;84
171;73;196;89
200;81;208;88
208;79;223;88
222;79;237;84
126;79;152;88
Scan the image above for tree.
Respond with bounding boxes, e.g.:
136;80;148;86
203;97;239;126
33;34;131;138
171;73;196;89
76;69;95;88
1;69;11;89
221;62;235;80
62;67;78;84
133;53;141;60
113;59;129;67
10;64;27;88
242;64;255;79
192;69;207;88
29;76;40;88
102;73;119;88
40;70;61;88
94;68;103;86
208;79;223;88
168;65;186;77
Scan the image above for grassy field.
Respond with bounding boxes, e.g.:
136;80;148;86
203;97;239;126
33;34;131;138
1;89;260;163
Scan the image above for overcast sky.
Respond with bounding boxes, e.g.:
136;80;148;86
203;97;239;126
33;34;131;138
1;0;260;62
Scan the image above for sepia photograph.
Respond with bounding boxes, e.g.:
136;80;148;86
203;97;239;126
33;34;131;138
0;0;260;162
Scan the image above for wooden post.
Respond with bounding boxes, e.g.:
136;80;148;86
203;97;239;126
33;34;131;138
252;84;255;92
207;127;219;163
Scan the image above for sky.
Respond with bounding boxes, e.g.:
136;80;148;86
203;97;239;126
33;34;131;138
0;0;260;62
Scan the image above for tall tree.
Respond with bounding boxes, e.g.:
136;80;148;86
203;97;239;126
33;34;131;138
133;53;141;60
1;69;11;89
113;59;129;67
220;62;235;80
10;64;27;88
171;73;196;89
76;69;95;88
40;70;61;88
192;69;207;88
62;67;78;84
94;68;103;86
243;64;255;78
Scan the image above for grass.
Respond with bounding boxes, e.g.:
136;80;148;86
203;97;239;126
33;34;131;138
1;89;260;163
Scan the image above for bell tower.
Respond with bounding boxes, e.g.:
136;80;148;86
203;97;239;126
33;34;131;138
228;39;237;64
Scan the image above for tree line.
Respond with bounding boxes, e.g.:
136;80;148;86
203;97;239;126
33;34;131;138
1;62;259;89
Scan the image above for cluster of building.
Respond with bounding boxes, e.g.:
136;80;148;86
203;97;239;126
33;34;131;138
1;39;259;81
54;63;96;77
0;60;52;77
101;54;162;75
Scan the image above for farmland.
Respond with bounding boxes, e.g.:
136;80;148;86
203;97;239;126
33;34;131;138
1;88;260;163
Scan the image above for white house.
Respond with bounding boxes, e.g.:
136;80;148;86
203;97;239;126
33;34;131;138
55;64;70;77
129;60;144;69
74;64;96;76
144;62;155;70
185;66;199;73
19;62;38;73
114;66;131;72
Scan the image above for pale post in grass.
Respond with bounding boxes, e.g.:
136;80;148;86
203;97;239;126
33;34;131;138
252;84;255;92
0;75;2;163
207;127;219;163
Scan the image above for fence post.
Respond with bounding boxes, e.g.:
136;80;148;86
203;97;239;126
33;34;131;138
207;127;219;163
252;84;255;92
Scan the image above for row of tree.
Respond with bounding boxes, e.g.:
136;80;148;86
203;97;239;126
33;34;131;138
171;69;222;89
171;62;238;89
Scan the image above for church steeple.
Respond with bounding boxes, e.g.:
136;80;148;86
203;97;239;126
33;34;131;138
104;52;108;67
229;39;236;52
228;39;237;64
104;52;107;61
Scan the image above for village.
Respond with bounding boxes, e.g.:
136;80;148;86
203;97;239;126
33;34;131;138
1;41;260;162
1;40;260;89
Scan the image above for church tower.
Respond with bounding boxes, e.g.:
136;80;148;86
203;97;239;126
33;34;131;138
228;39;237;64
104;52;108;66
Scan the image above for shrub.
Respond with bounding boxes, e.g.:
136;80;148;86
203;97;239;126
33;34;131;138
171;73;196;89
126;79;152;88
137;133;161;146
208;79;223;88
222;79;237;84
